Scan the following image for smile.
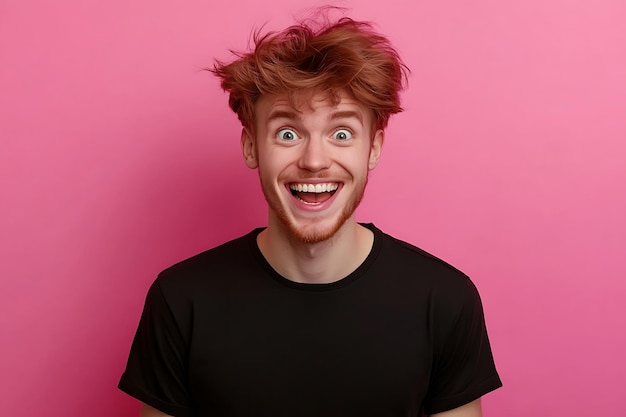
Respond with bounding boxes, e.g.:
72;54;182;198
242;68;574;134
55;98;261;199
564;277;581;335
288;182;339;204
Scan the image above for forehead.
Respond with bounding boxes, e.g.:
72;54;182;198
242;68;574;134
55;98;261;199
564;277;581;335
254;90;372;126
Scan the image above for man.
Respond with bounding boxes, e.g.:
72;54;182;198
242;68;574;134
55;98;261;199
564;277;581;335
119;15;502;417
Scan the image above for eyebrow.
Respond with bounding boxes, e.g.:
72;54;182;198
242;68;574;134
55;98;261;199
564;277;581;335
329;110;364;124
265;109;365;124
267;110;301;123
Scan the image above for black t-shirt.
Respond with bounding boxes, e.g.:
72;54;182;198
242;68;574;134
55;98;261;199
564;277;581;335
119;224;502;416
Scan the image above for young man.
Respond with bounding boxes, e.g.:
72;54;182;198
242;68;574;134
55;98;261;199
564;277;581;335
119;16;502;417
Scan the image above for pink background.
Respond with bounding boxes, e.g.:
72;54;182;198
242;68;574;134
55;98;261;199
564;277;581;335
1;0;625;416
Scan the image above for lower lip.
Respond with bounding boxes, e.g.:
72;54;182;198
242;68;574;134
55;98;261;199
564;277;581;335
287;185;342;212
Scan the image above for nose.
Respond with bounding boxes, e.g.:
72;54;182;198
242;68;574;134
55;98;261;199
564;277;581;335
297;136;331;172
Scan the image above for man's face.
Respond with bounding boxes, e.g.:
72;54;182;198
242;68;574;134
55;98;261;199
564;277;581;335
242;90;384;244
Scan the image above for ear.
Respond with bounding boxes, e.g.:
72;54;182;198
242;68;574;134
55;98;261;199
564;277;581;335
368;129;384;170
241;127;258;169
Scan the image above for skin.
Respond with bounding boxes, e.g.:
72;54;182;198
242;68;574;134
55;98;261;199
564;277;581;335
138;91;484;416
241;90;383;283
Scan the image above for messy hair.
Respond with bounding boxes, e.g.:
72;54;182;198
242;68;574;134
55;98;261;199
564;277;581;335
210;14;409;132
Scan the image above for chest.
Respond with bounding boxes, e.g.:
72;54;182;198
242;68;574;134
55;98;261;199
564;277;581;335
186;288;433;416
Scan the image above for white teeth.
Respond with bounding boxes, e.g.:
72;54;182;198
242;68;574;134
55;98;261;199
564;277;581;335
289;183;339;193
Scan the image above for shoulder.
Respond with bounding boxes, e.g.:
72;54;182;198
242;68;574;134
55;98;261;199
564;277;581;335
154;228;264;297
371;224;475;286
367;224;483;312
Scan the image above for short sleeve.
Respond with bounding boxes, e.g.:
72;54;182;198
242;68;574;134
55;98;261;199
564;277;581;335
118;279;192;417
423;276;502;415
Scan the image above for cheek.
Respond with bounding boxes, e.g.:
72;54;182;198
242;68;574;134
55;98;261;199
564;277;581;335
345;148;373;171
257;154;290;185
260;148;298;170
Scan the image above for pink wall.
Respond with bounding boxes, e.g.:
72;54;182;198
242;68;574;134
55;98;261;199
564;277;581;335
1;1;625;415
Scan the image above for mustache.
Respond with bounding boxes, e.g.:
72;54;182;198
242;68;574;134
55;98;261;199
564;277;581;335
279;171;336;181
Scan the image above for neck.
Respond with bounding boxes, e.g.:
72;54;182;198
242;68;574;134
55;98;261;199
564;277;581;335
257;216;374;284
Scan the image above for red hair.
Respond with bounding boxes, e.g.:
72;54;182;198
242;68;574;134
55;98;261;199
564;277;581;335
211;15;409;132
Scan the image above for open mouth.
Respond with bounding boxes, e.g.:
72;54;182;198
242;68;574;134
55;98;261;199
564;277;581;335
289;182;339;205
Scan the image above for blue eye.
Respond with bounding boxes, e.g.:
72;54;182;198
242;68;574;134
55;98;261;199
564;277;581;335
277;128;298;141
333;129;352;141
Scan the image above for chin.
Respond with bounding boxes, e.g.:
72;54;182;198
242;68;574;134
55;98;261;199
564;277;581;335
278;200;361;244
284;219;347;244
